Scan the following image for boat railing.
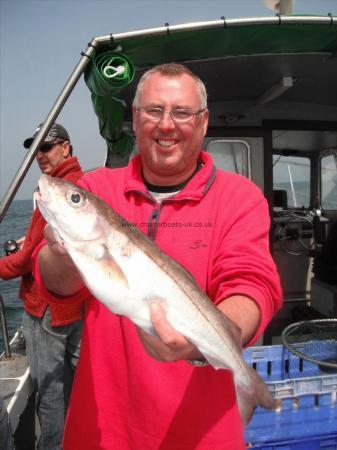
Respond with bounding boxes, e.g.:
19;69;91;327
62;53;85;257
0;293;11;358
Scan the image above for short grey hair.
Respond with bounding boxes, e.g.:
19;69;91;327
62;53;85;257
133;63;207;109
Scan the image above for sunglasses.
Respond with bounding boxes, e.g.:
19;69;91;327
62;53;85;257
39;140;65;153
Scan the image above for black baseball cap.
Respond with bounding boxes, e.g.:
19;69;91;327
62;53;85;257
23;123;70;149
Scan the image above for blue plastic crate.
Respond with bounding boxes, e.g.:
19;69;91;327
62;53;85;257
245;434;337;449
244;344;337;448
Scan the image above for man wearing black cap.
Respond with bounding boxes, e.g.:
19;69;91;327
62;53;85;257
24;123;74;175
0;123;84;450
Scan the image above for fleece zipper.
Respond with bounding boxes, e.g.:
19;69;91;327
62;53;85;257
148;207;161;240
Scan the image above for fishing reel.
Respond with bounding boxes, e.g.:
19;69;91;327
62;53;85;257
3;239;19;256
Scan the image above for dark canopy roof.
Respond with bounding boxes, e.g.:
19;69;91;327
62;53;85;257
84;16;337;159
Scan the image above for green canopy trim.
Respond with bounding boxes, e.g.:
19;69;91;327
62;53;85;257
84;51;135;163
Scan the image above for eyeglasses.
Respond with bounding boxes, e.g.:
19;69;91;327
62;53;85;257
137;106;206;123
39;140;65;153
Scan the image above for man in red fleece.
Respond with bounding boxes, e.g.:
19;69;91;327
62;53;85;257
36;65;282;449
0;123;84;450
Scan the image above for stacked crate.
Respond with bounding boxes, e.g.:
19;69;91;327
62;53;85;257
244;344;337;449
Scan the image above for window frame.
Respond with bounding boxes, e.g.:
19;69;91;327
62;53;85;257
206;139;251;178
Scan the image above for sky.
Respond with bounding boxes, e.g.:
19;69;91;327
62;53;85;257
1;0;337;201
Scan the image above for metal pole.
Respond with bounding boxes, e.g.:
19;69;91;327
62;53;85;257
0;40;97;223
0;294;11;359
93;15;336;47
287;164;297;207
279;0;293;15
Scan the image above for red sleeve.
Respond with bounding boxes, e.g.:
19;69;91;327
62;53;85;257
0;209;45;280
209;183;282;346
31;241;90;304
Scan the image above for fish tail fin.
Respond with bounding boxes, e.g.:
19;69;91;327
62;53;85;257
235;364;279;425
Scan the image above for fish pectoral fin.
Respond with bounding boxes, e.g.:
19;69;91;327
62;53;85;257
100;246;129;289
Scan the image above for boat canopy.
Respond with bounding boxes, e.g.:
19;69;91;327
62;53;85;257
83;16;337;163
100;20;337;66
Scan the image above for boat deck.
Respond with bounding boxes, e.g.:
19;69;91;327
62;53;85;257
0;332;34;434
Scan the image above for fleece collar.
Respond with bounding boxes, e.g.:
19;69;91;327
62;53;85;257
124;151;216;202
50;157;82;178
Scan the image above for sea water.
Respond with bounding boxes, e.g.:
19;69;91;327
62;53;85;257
0;200;33;350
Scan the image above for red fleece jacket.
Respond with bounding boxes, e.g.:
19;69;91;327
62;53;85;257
0;157;85;326
32;151;281;449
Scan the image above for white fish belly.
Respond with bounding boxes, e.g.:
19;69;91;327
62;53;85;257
111;249;243;373
70;243;246;378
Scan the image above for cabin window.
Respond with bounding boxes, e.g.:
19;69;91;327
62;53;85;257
273;155;310;208
206;140;250;178
320;154;337;210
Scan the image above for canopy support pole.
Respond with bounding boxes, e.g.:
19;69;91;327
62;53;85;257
0;40;97;222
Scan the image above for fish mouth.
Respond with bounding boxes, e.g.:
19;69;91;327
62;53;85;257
37;174;52;200
33;189;41;203
35;175;64;246
35;174;55;216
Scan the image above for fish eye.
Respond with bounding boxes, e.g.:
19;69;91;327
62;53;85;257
66;189;86;208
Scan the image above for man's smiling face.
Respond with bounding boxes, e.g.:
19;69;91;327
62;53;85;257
132;72;208;186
